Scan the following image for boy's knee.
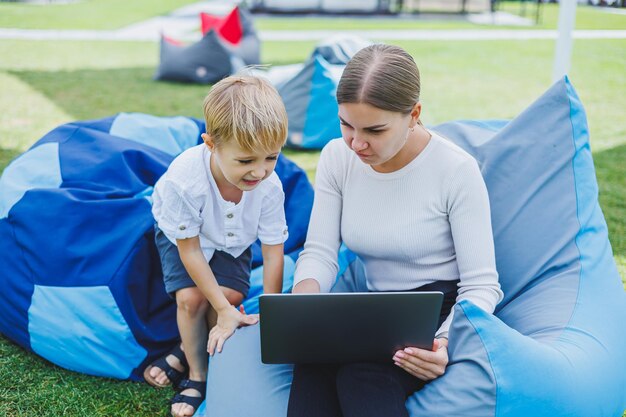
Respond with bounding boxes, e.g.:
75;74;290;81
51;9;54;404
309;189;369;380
176;288;208;316
221;286;244;306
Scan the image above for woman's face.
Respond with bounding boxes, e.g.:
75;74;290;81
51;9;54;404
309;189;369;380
338;102;415;172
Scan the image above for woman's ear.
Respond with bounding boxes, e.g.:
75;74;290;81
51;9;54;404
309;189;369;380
410;103;422;128
202;133;215;151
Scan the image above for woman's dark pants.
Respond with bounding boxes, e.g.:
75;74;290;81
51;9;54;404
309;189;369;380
287;280;458;417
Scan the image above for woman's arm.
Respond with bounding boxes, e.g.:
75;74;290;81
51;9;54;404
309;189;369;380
293;141;345;293
437;158;503;336
292;278;321;294
262;243;284;294
394;158;502;380
177;237;257;355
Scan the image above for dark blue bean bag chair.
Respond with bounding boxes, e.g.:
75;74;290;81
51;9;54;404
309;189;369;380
0;113;313;380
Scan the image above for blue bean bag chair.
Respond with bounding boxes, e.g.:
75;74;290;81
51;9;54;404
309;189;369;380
270;36;370;149
277;54;344;149
312;35;372;65
0;112;313;380
194;77;626;417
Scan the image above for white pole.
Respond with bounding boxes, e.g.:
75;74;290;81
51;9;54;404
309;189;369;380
552;0;578;82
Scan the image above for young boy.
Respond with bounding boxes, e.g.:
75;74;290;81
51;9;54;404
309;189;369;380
144;75;289;417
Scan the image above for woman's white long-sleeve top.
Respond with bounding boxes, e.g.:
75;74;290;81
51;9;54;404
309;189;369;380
294;133;504;336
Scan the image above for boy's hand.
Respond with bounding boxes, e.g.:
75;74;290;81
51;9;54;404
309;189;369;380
239;304;260;321
207;306;258;356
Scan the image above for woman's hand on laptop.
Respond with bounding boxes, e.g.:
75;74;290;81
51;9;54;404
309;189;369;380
207;306;259;356
292;278;320;293
392;337;449;381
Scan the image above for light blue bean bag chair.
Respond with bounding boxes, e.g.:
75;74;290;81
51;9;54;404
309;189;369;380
194;78;626;417
265;36;371;150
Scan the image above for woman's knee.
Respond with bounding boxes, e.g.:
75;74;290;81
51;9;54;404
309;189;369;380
336;363;405;396
337;363;373;386
336;363;410;417
176;287;208;316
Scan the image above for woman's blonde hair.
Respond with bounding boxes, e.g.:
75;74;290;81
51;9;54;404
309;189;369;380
203;75;288;153
337;44;420;115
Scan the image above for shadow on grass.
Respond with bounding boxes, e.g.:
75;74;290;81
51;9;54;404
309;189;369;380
9;67;211;122
0;334;171;417
0;147;21;173
8;62;306;124
594;144;626;264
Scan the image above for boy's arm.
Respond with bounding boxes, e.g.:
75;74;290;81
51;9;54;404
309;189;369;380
176;237;257;355
261;243;284;294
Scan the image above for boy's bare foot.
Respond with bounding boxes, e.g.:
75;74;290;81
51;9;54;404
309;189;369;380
143;343;188;388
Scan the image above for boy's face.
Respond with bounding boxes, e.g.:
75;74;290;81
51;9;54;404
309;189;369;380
203;134;281;192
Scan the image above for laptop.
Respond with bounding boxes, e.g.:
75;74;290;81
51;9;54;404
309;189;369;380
259;292;443;364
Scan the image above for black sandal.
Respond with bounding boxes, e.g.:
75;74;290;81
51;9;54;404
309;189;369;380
170;379;207;414
143;343;189;388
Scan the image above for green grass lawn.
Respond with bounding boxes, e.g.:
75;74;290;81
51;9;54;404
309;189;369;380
498;1;626;29
256;3;626;30
1;2;625;31
0;0;200;30
0;4;625;416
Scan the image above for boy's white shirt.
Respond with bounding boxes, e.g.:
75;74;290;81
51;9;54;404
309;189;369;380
152;144;288;263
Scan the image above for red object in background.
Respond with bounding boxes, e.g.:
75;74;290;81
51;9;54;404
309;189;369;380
200;7;243;45
162;34;185;46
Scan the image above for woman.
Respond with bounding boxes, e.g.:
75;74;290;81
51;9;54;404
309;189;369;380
288;44;503;417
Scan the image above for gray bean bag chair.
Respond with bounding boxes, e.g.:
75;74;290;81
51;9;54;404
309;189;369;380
154;7;260;84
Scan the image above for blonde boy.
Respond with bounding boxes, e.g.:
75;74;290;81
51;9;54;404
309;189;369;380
145;76;288;417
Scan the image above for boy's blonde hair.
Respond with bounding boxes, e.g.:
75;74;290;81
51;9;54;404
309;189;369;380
203;75;288;153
